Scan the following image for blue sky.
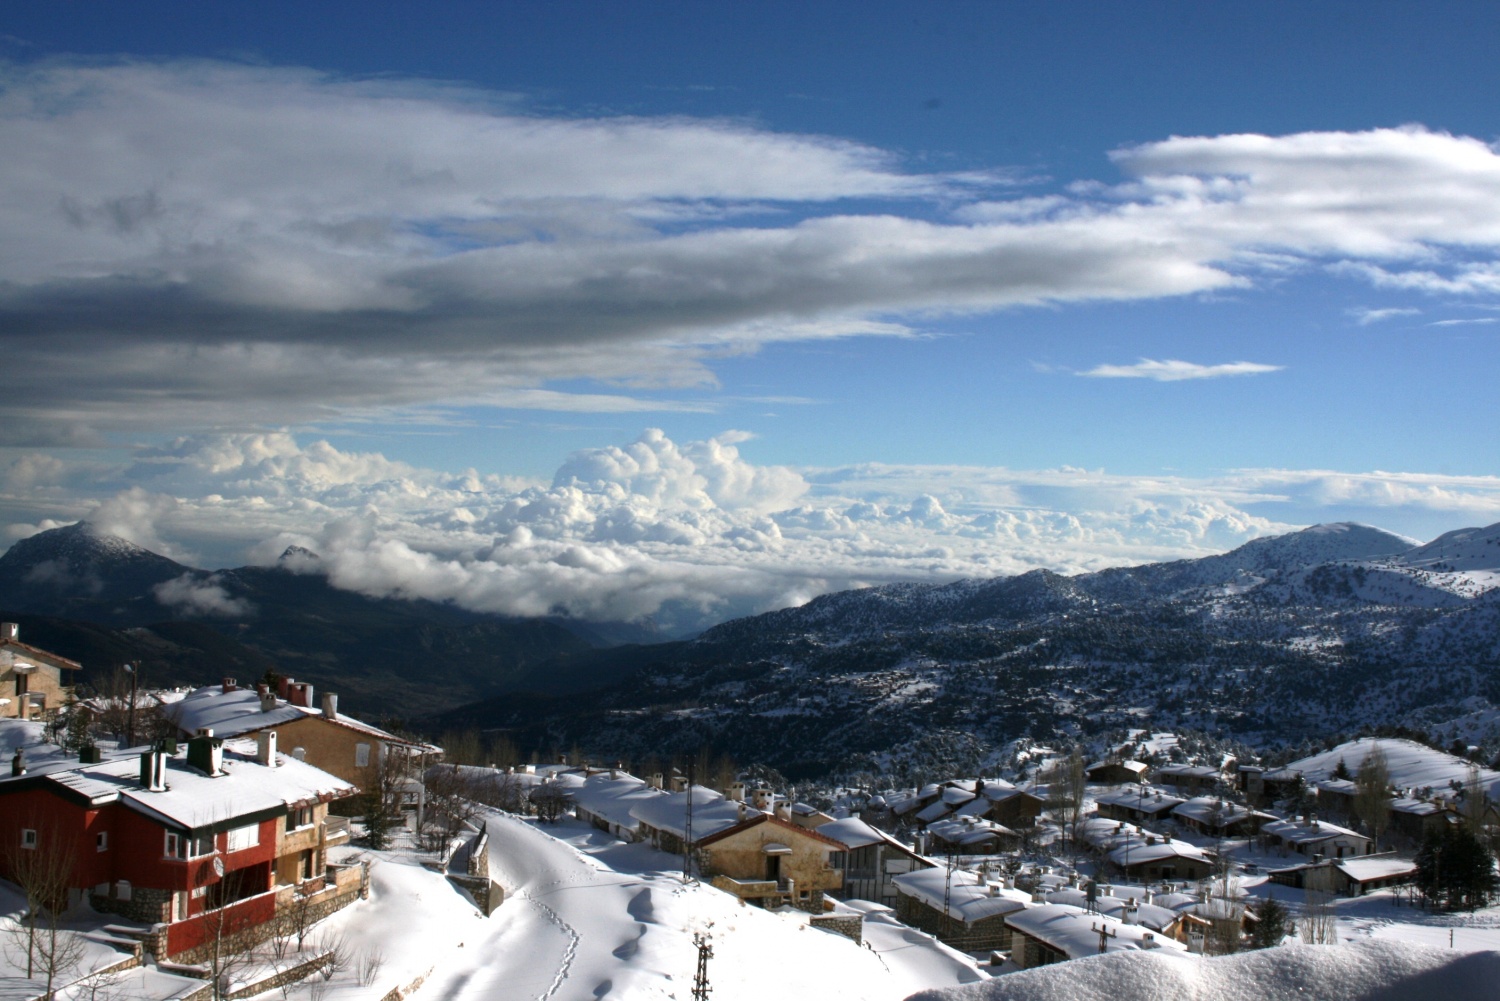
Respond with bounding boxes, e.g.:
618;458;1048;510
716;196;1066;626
1;3;1498;630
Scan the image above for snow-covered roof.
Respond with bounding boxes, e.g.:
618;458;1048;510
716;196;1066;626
1263;816;1367;846
927;815;1016;847
1043;888;1181;934
1170;796;1262;827
1086;760;1148;775
629;786;750;841
1094;787;1185;815
1336;856;1419;883
1389;796;1447;817
1004;904;1188;961
570;771;666;831
917;798;956;823
1156;764;1221;780
1317;778;1357;797
168;685;440;752
890;867;1028;925
5;739;355;832
818;816;888;850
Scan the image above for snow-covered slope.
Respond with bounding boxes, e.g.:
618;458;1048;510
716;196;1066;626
906;939;1500;1001
1288;737;1500;800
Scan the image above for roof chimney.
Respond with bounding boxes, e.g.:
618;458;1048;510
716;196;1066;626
287;682;314;708
260;689;277;713
221;677;238;694
187;729;223;777
320;692;338;719
0;622;17;642
140;747;167;791
277;676;293;699
649;772;663;790
729;781;746;802
257;729;278;768
11;748;24;777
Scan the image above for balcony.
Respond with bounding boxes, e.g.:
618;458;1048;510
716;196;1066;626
322;816;351;844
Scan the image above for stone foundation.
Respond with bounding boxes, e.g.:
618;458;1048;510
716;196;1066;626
809;913;863;944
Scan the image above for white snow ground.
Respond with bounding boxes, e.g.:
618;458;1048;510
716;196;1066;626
903;939;1500;1001
309;810;986;1001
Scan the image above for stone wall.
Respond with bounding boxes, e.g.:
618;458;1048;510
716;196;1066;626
90;884;171;925
809;914;862;944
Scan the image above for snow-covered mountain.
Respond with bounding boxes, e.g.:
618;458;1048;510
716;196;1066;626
442;521;1500;779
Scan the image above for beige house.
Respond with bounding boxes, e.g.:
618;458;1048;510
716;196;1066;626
167;677;441;800
0;622;77;720
699;813;846;912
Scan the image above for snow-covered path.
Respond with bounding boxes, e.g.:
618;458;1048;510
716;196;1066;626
409;810;987;1001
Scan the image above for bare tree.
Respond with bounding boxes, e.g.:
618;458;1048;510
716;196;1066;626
421;764;483;851
3;821;83;996
1299;865;1339;945
1044;748;1087;856
1353;746;1392;849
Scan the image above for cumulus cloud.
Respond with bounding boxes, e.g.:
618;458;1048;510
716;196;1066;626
0;60;1497;439
1078;359;1283;380
3;428;1497;632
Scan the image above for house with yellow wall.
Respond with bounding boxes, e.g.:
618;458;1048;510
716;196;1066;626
0;622;77;720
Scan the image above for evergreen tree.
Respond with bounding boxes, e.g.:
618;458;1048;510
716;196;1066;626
1250;897;1290;949
1416;826;1500;911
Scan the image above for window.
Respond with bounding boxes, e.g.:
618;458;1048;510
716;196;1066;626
355;743;371;768
285;806;313;832
96;831;109;852
165;832;187;859
165;832;212;860
21;828;37;850
225;823;260;852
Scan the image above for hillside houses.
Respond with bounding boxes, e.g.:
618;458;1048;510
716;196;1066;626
1085;760;1149;784
1079;817;1215;882
1170;797;1274;838
1262;815;1373;859
167;678;442;799
818;816;931;907
1004;903;1188;969
891;866;1028;953
0;622;77;721
1155;764;1222;794
0;721;363;963
890;777;1044;831
1095;787;1186;825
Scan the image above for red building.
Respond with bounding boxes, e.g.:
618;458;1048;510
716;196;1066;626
0;727;363;961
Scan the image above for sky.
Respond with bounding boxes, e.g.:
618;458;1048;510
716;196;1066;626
1;2;1499;633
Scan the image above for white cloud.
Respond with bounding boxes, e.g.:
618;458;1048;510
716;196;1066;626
4;429;1498;632
0;62;1497;439
1428;317;1498;327
153;573;255;618
1078;359;1283;381
1349;307;1420;325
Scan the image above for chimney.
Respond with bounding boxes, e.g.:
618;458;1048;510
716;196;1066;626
671;774;689;793
558;752;568;766
278;676;293;699
729;781;746;803
0;622;17;642
321;692;338;719
738;802;748;821
288;682;314;708
257;730;278;767
1124;903;1138;925
140;748;167;791
221;677;238;694
650;772;663;790
11;748;24;777
260;690;277;713
187;729;223;777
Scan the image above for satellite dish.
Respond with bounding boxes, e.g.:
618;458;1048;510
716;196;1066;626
212;856;225;877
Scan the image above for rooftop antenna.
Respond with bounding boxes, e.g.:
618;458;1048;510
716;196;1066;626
1092;921;1118;955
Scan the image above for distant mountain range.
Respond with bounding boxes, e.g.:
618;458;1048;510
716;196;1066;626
430;521;1500;779
6;520;1500;774
0;522;661;719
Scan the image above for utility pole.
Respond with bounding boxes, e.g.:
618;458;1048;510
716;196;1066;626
1091;921;1117;955
682;761;696;884
691;930;713;1001
942;844;958;940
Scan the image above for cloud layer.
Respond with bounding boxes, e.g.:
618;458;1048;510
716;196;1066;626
6;429;1499;634
1;60;1500;440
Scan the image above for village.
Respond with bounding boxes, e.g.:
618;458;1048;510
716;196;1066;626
2;620;1500;1000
